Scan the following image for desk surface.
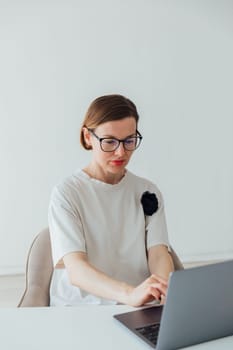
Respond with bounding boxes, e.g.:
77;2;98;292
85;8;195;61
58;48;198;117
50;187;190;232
1;305;233;350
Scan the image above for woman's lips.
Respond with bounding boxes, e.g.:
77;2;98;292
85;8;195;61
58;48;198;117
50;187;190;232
110;160;125;166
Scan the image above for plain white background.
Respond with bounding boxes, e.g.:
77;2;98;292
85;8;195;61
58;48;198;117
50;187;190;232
0;0;232;274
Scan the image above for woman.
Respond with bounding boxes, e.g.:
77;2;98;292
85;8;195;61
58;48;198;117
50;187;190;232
48;94;174;306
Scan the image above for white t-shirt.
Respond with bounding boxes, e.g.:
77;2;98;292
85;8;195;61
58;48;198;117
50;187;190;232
48;169;170;306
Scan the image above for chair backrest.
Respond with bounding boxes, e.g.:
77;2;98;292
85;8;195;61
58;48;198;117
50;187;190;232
18;228;54;307
18;227;183;307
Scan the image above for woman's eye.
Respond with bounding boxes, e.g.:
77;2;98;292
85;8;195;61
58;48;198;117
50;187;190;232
104;139;117;145
125;138;135;145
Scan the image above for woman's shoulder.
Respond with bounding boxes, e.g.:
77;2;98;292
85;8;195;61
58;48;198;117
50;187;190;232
50;169;86;199
127;171;164;209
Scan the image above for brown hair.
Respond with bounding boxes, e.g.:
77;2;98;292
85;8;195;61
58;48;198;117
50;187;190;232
80;94;139;150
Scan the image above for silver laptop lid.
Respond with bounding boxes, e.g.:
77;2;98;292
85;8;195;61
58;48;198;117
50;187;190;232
157;260;233;350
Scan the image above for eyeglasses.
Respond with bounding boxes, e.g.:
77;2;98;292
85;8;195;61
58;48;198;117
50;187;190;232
87;128;143;152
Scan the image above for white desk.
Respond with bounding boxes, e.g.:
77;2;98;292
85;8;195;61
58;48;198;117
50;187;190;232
1;305;233;349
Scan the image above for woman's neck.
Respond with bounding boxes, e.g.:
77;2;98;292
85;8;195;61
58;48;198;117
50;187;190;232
83;164;126;185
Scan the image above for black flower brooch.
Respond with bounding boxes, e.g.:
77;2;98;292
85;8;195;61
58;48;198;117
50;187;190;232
141;191;158;216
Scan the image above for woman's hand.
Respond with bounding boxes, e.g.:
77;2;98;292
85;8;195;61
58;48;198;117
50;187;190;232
125;274;168;307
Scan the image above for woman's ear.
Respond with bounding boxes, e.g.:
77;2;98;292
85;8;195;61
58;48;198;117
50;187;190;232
82;127;92;148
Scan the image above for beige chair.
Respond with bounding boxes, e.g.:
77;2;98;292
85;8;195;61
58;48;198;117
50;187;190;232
18;228;184;307
18;228;53;307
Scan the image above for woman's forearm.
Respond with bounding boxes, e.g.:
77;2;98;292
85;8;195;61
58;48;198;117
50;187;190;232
63;252;133;304
148;245;174;281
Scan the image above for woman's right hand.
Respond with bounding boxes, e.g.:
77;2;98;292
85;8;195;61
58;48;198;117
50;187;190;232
125;274;168;307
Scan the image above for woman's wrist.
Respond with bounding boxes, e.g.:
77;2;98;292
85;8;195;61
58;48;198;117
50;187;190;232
117;282;134;305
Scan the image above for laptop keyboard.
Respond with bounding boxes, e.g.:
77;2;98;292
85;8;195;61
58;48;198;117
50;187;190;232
135;323;160;346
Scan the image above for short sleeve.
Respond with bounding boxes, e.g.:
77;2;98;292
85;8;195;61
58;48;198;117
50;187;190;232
146;189;170;251
48;185;86;267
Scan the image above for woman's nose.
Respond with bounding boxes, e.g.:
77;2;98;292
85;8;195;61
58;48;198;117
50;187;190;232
114;142;126;156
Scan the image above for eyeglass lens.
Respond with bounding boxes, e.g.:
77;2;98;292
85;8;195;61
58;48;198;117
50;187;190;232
101;137;141;152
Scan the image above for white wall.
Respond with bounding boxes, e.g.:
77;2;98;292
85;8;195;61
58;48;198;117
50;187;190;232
0;0;232;274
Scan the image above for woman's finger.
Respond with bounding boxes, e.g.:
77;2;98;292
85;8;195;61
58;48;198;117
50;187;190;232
149;282;167;296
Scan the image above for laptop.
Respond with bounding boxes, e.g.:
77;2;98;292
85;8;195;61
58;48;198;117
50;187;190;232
114;260;233;349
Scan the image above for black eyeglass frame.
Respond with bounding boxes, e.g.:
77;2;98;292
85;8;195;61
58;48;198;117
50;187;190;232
87;128;143;152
